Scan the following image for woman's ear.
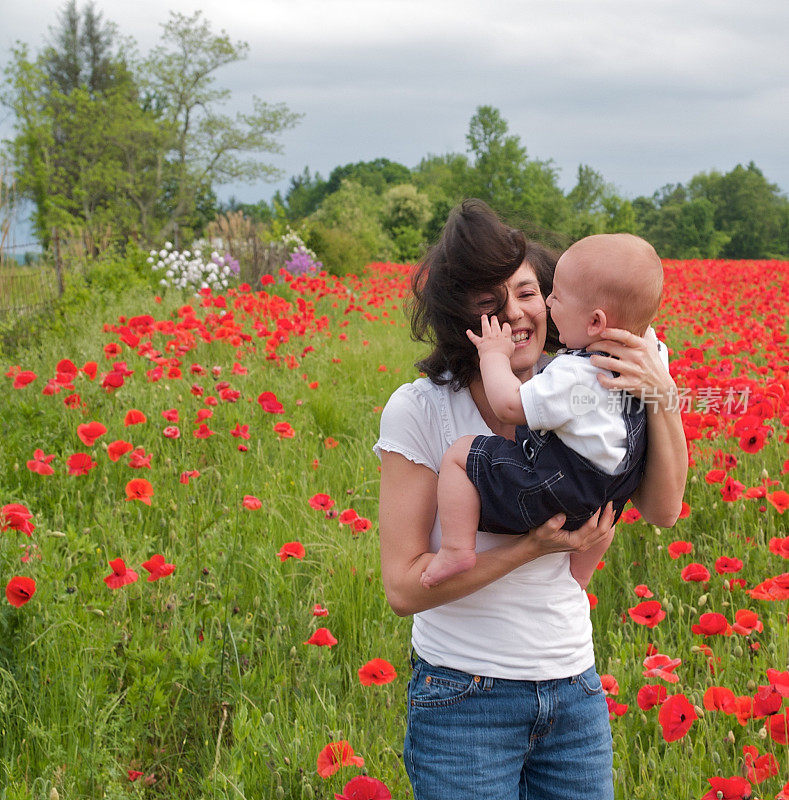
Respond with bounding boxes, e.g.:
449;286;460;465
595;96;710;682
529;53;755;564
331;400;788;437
587;308;608;337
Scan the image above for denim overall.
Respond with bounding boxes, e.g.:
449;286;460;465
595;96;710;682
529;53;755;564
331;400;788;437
466;351;647;534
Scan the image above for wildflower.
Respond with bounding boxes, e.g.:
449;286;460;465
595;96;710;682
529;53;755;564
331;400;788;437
692;612;733;636
703;686;736;713
667;540;693;559
305;628;338;647
67;453;97;476
627;600;666;628
313;604;328;616
5;576;36;607
681;563;710;582
142;554;175;582
309;493;335;511
104;558;138;589
334;775;391;800
273;421;295;438
1;503;35;536
714;556;743;574
163;426;180;439
26;449;56;475
257;391;284;413
76;421;107;446
125;478;153;505
124;409;147;426
242;495;262;510
278;541;306;561
358;658;397;686
636;684;666;710
700;776;751;800
316;740;363;778
657;693;696;741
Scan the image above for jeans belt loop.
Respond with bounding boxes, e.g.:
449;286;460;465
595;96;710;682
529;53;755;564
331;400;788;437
482;675;494;691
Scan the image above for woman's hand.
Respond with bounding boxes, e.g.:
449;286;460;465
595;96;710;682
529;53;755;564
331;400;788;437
589;327;676;409
528;502;616;557
590;327;688;528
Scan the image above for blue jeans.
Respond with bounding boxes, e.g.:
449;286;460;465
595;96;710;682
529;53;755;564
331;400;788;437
404;654;614;800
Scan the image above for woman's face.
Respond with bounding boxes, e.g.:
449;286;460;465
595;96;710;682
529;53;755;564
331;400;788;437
472;261;548;380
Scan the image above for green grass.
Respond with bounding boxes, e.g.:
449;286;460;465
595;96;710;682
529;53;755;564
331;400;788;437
0;262;787;799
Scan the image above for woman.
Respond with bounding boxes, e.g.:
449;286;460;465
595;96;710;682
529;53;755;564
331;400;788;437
375;200;686;800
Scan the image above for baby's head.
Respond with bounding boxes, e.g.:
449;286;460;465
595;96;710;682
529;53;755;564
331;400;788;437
546;233;663;350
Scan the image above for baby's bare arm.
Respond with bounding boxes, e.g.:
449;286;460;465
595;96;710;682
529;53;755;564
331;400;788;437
467;315;527;425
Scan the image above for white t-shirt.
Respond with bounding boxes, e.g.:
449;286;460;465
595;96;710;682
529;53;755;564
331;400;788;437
520;353;627;474
374;355;595;680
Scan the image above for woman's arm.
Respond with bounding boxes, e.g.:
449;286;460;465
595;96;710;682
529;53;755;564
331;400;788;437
570;528;615;591
379;450;616;616
590;328;688;528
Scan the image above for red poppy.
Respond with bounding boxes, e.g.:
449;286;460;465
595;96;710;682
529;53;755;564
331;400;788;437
733;695;754;726
128;770;144;782
242;495;262;510
636;684;667;710
82;361;98;380
721;477;745;502
767;490;789;513
619;507;641;524
667;540;692;559
767;709;789;745
703;686;736;713
309;493;335;511
777;780;789;800
627;600;666;628
692;612;733;636
104;558;138;589
681;562;710;582
351;517;372;533
193;423;215;438
768;536;789;558
700;776;752;800
142;554;175;582
678;501;691;518
257;391;284;413
642;653;681;683
163;426;180;439
586;592;598;609
767;668;789;697
742;745;778;784
67;452;97;476
358;658;397;686
738;430;766;454
161;408;179;423
278;541;306;561
128;448;152;469
339;509;359;524
12;370;37;389
752;684;782;717
748;573;789;600
107;440;133;462
273;421;295;438
125;478;153;505
633;584;653;598
316;740;363;778
76;421;107;446
705;469;726;484
1;503;35;536
334;775;392;800
305;627;338;647
180;470;200;484
657;693;696;741
714;556;743;574
324;437;339;449
124;409;147;426
600;674;619;695
230;424;250;439
605;696;628;718
313;604;329;616
195;408;213;422
732;609;762;635
26;448;56;475
5;576;36;607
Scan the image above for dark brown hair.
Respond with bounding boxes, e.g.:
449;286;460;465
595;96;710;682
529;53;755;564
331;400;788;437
410;199;560;389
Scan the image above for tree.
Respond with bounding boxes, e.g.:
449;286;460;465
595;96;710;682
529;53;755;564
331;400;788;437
464;106;568;238
142;11;302;240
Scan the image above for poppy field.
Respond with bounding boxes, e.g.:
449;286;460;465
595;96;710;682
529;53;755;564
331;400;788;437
1;258;788;799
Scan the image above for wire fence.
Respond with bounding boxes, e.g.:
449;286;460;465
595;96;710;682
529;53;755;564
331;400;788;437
0;234;67;321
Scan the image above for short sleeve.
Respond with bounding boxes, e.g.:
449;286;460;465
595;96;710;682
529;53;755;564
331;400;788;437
373;382;446;474
519;356;583;431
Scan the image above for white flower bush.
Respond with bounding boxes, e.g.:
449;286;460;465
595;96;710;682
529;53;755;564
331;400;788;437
147;241;237;292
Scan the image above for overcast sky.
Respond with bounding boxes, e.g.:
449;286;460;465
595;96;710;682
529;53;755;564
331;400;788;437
2;0;788;243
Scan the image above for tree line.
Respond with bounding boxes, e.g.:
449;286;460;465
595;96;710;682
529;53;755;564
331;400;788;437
3;2;788;272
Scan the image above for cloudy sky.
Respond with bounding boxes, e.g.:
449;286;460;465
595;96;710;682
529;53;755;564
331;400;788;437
2;0;788;241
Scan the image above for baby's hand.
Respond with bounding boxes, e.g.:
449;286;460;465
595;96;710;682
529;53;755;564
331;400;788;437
467;315;515;359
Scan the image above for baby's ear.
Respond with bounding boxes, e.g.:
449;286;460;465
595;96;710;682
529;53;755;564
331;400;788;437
587;309;607;336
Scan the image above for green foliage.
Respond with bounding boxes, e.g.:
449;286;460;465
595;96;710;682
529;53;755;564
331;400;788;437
2;4;302;248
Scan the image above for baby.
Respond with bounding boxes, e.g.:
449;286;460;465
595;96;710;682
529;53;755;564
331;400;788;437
421;233;664;588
